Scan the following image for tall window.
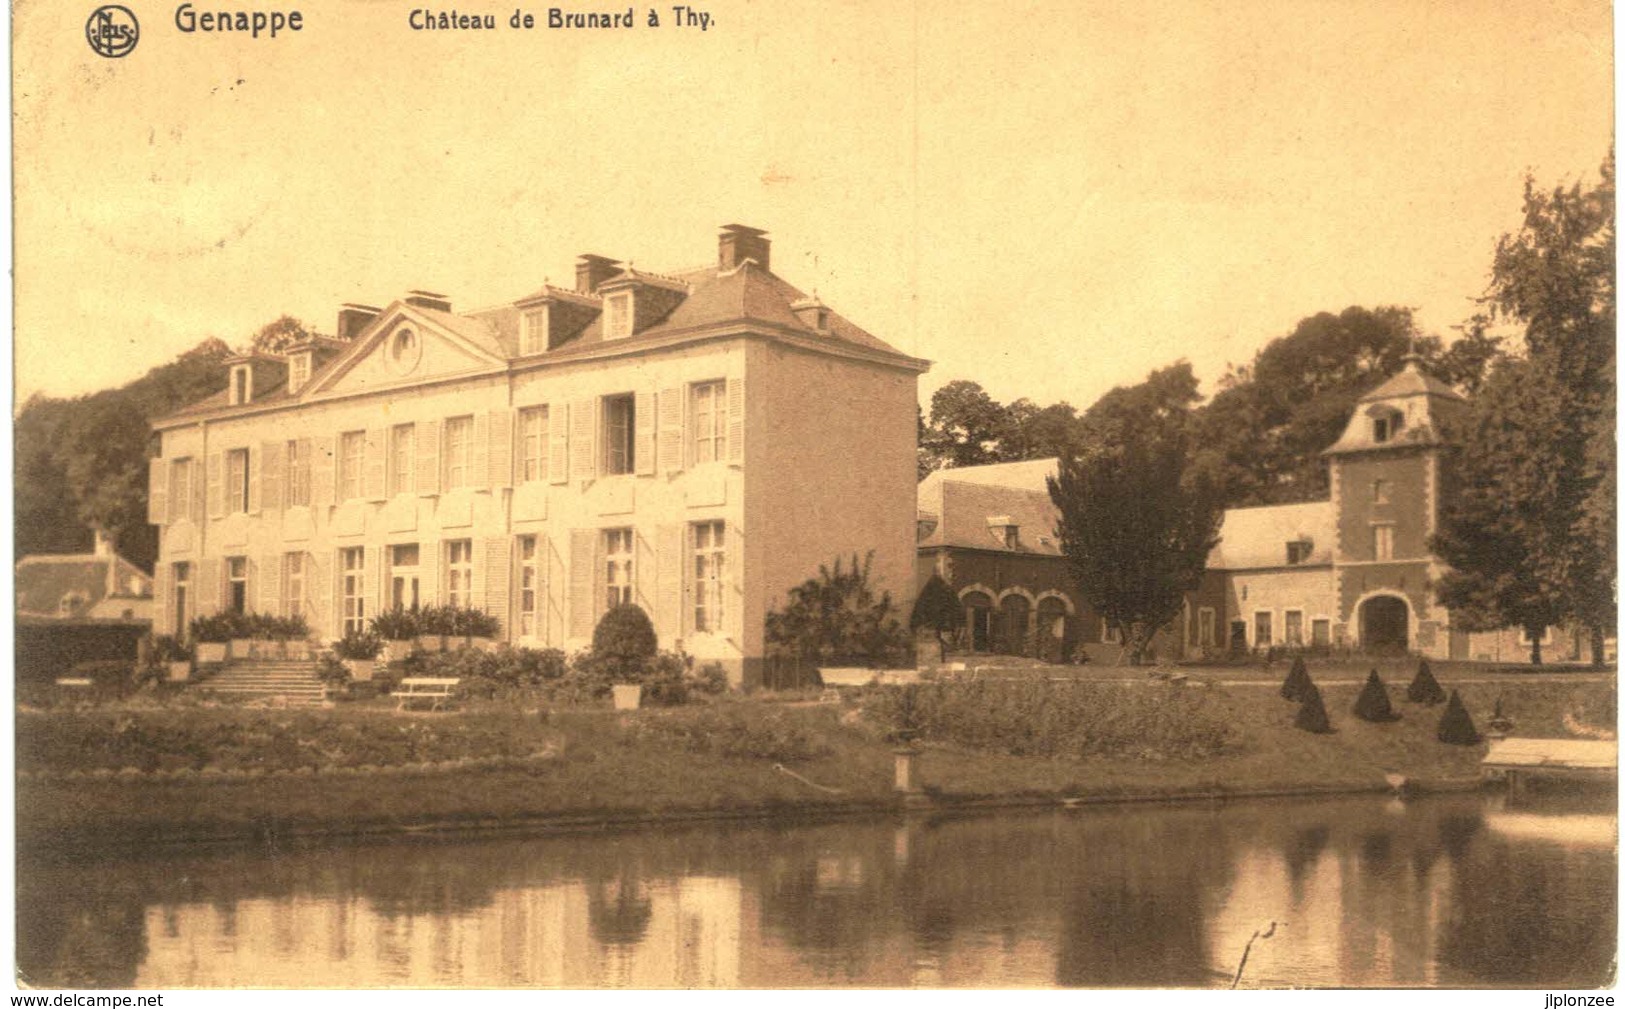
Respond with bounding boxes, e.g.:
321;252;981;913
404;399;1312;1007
1284;610;1304;648
226;556;249;614
340;431;366;500
690;380;725;464
605;292;632;339
1254;611;1273;648
1198;608;1216;647
519;407;548;483
602;395;635;475
1373;524;1395;560
521;309;548;355
226;449;250;513
283;553;306;618
1312;618;1331;648
603;528;634;610
173;562;190;635
1372;479;1390;504
443;415;474;489
286;440;311;507
390;543;421;611
692;521;725;633
340;547;366;636
445;540;473;608
390;424;415;496
169;458;194;522
518;535;540;637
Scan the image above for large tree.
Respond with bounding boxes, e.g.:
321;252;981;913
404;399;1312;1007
1048;363;1224;663
1431;151;1615;664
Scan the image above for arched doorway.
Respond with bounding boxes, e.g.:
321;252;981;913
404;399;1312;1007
997;594;1032;655
962;591;993;652
1359;595;1410;654
1037;596;1070;663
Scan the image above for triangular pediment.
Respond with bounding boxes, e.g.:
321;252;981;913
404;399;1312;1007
303;303;508;399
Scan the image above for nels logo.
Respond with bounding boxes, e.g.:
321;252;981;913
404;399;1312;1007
86;5;139;58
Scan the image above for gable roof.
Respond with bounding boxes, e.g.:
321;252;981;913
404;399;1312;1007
918;461;1064;555
1206;500;1335;570
17;552;153;621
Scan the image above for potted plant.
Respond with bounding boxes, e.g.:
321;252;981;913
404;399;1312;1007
230;611;263;660
277;613;313;660
417;604;452;653
592;604;657;711
369;607;419;662
189;613;235;664
333;629;382;681
152;634;194;682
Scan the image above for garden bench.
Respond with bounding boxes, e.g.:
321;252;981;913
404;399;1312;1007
395;677;460;712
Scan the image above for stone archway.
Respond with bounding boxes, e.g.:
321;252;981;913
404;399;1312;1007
962;590;994;652
1359;595;1410;654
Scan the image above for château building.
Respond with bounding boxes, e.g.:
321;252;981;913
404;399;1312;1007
148;225;929;685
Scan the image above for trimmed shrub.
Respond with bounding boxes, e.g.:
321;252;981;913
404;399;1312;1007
910;574;964;636
1294;680;1333;734
1406;659;1447;704
1280;655;1310;701
591;604;659;682
1352;668;1400;722
1437;689;1481;745
314;655;350;688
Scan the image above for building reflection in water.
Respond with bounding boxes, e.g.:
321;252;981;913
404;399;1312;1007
16;793;1614;989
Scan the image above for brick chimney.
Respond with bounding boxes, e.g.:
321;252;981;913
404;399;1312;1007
336;303;381;341
575;255;622;295
718;224;770;272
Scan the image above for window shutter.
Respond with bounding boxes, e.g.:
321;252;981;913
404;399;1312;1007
247;449;262;514
152;563;173;635
416;419;441;495
726;521;745;641
148;459;169;526
657;523;685;642
311;436;337;506
570;398;596;482
310;550;332;635
545;535;566;647
471;413;490;491
364;429;387;501
482;537;512;639
568;528;596;639
196;558;221;616
419;539;440;605
488;409;514;489
261;442;285;512
658;388;684;474
727;377;745;465
548;404;570;484
634;392;656;476
259;554;281;613
634;529;656;617
206;452;224;519
366;546;384;620
193;460;207;522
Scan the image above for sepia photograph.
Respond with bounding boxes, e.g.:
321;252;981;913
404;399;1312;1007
9;0;1618;991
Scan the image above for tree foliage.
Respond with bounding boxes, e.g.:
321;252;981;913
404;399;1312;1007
909;573;964;636
1048;363;1223;663
918;380;1085;477
764;552;910;668
251;315;317;355
1431;151;1615;663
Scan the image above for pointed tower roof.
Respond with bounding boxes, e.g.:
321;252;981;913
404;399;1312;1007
1323;356;1465;456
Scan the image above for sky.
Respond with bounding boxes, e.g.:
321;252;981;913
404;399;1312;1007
12;0;1615;413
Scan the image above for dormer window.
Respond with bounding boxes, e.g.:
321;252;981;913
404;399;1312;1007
521;308;549;355
986;515;1020;549
1002;525;1021;549
1286;539;1313;565
1371;408;1404;443
288;353;311;393
604;292;633;340
229;365;251;405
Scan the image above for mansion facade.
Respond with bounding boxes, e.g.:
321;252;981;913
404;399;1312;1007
149;225;928;685
918;357;1605;665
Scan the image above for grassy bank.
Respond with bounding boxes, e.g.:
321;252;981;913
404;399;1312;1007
16;676;1613;846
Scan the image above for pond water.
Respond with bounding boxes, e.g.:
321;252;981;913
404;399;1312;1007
17;792;1616;988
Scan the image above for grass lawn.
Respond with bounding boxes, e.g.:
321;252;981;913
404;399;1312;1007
16;674;1613;846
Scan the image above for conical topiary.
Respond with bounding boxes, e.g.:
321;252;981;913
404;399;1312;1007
1406;659;1447;705
1353;668;1401;722
1281;655;1311;702
1437;689;1481;745
1294;679;1333;734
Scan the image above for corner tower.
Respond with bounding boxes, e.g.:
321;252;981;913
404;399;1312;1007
1322;355;1465;655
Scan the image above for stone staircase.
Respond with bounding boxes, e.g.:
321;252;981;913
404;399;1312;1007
198;659;327;706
